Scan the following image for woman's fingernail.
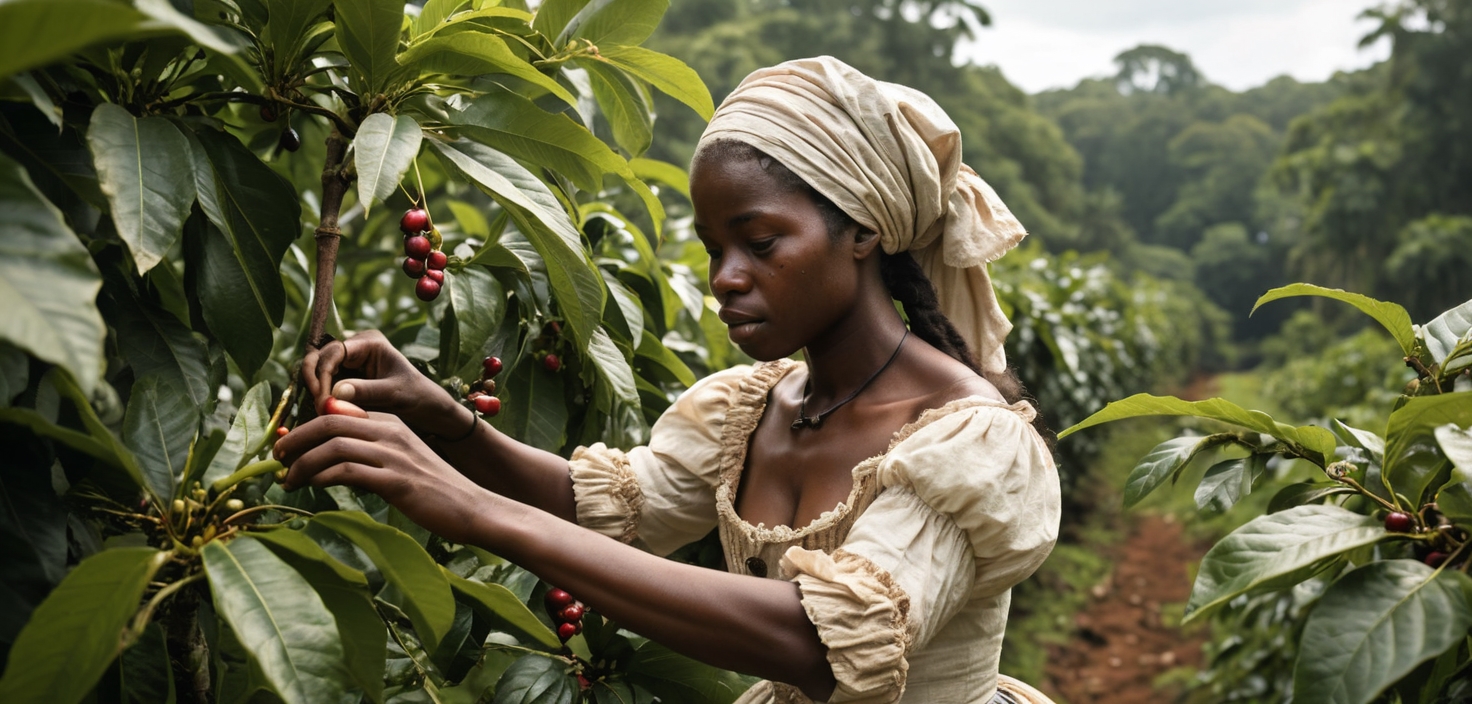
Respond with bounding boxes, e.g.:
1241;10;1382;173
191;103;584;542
274;445;284;460
334;381;355;401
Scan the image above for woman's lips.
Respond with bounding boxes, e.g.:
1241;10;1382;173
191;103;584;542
719;310;763;342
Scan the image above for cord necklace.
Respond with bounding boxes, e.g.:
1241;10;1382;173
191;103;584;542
791;328;909;430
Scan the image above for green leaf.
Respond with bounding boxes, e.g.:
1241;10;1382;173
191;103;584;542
442;570;559;648
577;58;652;156
1252;283;1416;357
7;369;148;489
491;655;578;704
311;511;456;653
1060;393;1338;466
1422;298;1472;367
102;274;212;411
87;104;194;274
1266;481;1356;514
531;0;588;40
411;0;471;37
1185;505;1386;623
0;547;168;704
430;138;604;354
251;529;386;704
635;328;695;388
628;158;688;200
261;0;332;68
625;640;752;704
1292;560;1472;704
202;380;275;486
1332;418;1385;460
445;266;506;380
120;622;175;704
492;354;568;453
201;537;356;704
556;0;668;50
399;33;576;107
354;113;422;216
1123;435;1229;509
133;0;237;53
1194;455;1266;516
0;151;105;396
1436;424;1472;472
0;0;148;77
596;47;714;121
335;0;405;94
586;327;638;411
122;374;199;500
1384;393;1472;494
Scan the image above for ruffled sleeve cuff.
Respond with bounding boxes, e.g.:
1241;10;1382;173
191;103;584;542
781;547;912;704
568;443;645;544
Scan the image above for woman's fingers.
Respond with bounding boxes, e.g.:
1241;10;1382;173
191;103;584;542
274;413;383;466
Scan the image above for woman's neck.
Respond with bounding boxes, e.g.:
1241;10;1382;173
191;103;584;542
800;308;910;407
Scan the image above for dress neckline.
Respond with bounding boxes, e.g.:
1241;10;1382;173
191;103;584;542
713;360;1037;542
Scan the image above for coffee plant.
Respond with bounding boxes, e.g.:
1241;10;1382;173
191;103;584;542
1063;284;1472;704
0;1;757;702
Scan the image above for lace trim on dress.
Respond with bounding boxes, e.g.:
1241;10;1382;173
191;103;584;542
567;445;645;544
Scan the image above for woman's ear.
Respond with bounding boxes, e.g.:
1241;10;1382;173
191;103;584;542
852;227;882;259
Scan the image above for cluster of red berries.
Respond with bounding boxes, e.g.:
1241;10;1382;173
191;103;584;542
545;587;585;642
400;208;447;301
466;355;503;417
1386;510;1456;567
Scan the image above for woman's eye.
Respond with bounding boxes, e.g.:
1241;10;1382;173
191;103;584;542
704;247;721;259
749;238;776;254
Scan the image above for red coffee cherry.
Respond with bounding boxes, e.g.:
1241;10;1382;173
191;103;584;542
482;356;503;378
559;604;584;623
474;395;501;416
1426;551;1449;568
545;588;574;611
1384;512;1415;533
415;276;441;301
278;127;301;152
427;250;448;270
424;268;444;284
400;208;430;235
404;235;432;259
557;622;577;642
259;103;278;122
403;257;425;278
543;354;561;372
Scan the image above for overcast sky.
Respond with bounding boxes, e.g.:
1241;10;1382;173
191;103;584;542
958;0;1394;93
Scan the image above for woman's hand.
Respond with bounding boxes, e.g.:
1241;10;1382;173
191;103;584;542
275;411;486;543
303;330;465;436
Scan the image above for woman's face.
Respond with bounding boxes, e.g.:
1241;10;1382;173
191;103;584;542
690;155;860;360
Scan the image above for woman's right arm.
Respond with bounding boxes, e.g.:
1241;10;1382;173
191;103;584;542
300;331;578;521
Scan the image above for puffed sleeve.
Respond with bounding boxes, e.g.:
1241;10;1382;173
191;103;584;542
779;402;1060;703
568;365;751;555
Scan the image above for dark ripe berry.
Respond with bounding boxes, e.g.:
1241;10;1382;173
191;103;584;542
402;257;425;278
474;395;500;416
1385;512;1415;533
427;250;448;270
1427;551;1449;568
259;103;278;122
424;268;444;284
483;356;503;378
415;276;441;301
404;235;432;259
400;208;430;235
545;588;574;611
557;622;578;642
559;604;584;623
577;673;590;690
278;127;300;152
543;353;561;372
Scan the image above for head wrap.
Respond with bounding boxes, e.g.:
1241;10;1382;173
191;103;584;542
695;56;1026;373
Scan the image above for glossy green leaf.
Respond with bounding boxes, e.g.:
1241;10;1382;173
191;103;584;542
1384;393;1472;490
443;570;559;648
625;640;752;704
629;158;689;200
11;73;61;130
1266;481;1355;514
1332;418;1384;460
336;0;405;93
1436;424;1472;472
133;0;236;53
1060;393;1338;466
122;374;199;499
354;113;421;215
586;327;638;411
252;529;386;704
492;655;578;704
202;380;274;487
578;58;652;156
201;538;356;704
312;511;456;653
556;0;667;50
0;0;147;77
102;272;212;410
635;328;695;388
597;47;714;121
531;0;588;40
1123;435;1230;509
0;547;168;704
492;354;568;453
1194;455;1266;516
1422;298;1472;368
430;138;604;353
399;33;575;107
445;266;506;380
261;0;332;67
1185;505;1386;622
0;151;105;396
120;622;175;704
411;0;471;37
1252;283;1416;357
603;270;645;343
88;104;194;274
1293;560;1472;704
437;647;519;704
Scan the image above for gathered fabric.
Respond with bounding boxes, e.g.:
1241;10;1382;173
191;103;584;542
695;56;1027;373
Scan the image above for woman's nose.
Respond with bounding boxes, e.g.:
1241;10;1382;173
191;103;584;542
709;253;752;299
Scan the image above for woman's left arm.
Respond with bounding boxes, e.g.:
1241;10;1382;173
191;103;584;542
274;411;839;701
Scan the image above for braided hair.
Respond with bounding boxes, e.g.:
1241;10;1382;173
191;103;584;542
693;139;1046;433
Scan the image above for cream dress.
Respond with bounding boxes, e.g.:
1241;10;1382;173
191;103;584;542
568;360;1061;704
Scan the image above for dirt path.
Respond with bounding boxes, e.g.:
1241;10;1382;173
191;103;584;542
1042;514;1210;703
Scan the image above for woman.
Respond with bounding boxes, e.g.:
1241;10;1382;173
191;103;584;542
278;56;1060;703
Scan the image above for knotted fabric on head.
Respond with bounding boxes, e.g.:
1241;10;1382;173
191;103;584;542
695;56;1027;373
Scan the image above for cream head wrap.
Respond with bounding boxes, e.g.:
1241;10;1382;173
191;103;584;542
695;56;1027;374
